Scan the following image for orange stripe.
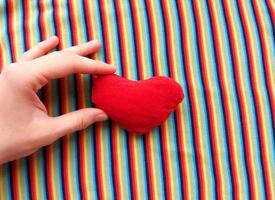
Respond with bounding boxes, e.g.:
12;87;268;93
67;1;88;199
207;1;242;198
253;0;275;133
178;1;207;198
111;126;122;199
52;0;70;199
238;1;271;198
161;1;187;197
37;0;55;199
114;0;139;199
223;1;258;198
11;161;19;200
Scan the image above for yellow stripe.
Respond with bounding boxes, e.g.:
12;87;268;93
211;1;246;197
100;1;116;198
182;1;213;198
134;0;160;197
56;0;74;197
227;2;261;198
12;1;26;199
12;1;21;61
242;2;269;134
243;1;274;197
85;1;103;199
116;0;147;196
0;2;9;68
197;1;231;198
165;1;195;198
256;0;275;188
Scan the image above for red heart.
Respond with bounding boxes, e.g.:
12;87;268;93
91;74;184;134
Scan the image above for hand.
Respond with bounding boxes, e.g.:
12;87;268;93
0;36;115;164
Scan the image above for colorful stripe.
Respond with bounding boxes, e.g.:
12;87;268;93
0;1;275;199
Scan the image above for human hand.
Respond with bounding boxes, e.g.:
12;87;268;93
0;36;115;164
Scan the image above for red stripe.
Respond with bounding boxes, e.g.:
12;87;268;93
37;0;54;199
161;1;188;198
7;0;16;62
237;1;266;138
22;0;39;199
129;0;154;198
160;126;172;199
161;1;175;78
207;1;239;198
130;0;144;80
28;155;37;200
266;0;275;25
144;1;172;199
7;0;26;199
113;0;139;199
193;1;223;198
145;0;160;76
67;1;88;199
38;0;47;40
83;0;94;41
11;162;19;200
114;0;128;76
177;1;205;198
223;1;256;198
83;0;97;63
253;0;275;133
111;126;121;199
23;0;30;50
95;125;104;199
95;1;115;198
52;0;70;199
83;0;96;59
144;135;154;199
128;135;138;200
238;1;270;198
99;0;112;64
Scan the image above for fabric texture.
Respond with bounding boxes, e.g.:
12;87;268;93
0;0;275;199
92;74;184;133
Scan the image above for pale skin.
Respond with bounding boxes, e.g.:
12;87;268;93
0;36;116;164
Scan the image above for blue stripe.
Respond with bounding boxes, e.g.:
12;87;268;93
159;1;183;198
19;1;32;199
138;1;166;197
251;0;275;187
2;163;13;200
248;1;274;134
0;1;12;63
190;1;217;198
218;0;250;197
64;1;82;198
105;124;115;200
81;1;99;199
261;0;275;162
204;1;234;198
174;2;198;199
235;1;266;198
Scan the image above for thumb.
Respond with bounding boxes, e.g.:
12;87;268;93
48;108;107;140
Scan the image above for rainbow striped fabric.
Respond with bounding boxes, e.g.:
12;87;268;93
0;0;275;199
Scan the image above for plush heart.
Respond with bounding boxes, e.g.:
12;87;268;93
91;74;184;134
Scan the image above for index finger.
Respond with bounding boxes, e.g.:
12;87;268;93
30;51;116;81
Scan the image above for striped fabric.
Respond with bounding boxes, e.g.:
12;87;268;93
0;0;275;199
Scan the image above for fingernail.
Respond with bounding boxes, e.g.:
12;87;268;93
96;112;108;121
49;35;58;40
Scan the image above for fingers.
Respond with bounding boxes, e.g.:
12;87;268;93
30;51;116;81
47;108;108;141
19;36;59;61
64;40;102;56
19;37;101;62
